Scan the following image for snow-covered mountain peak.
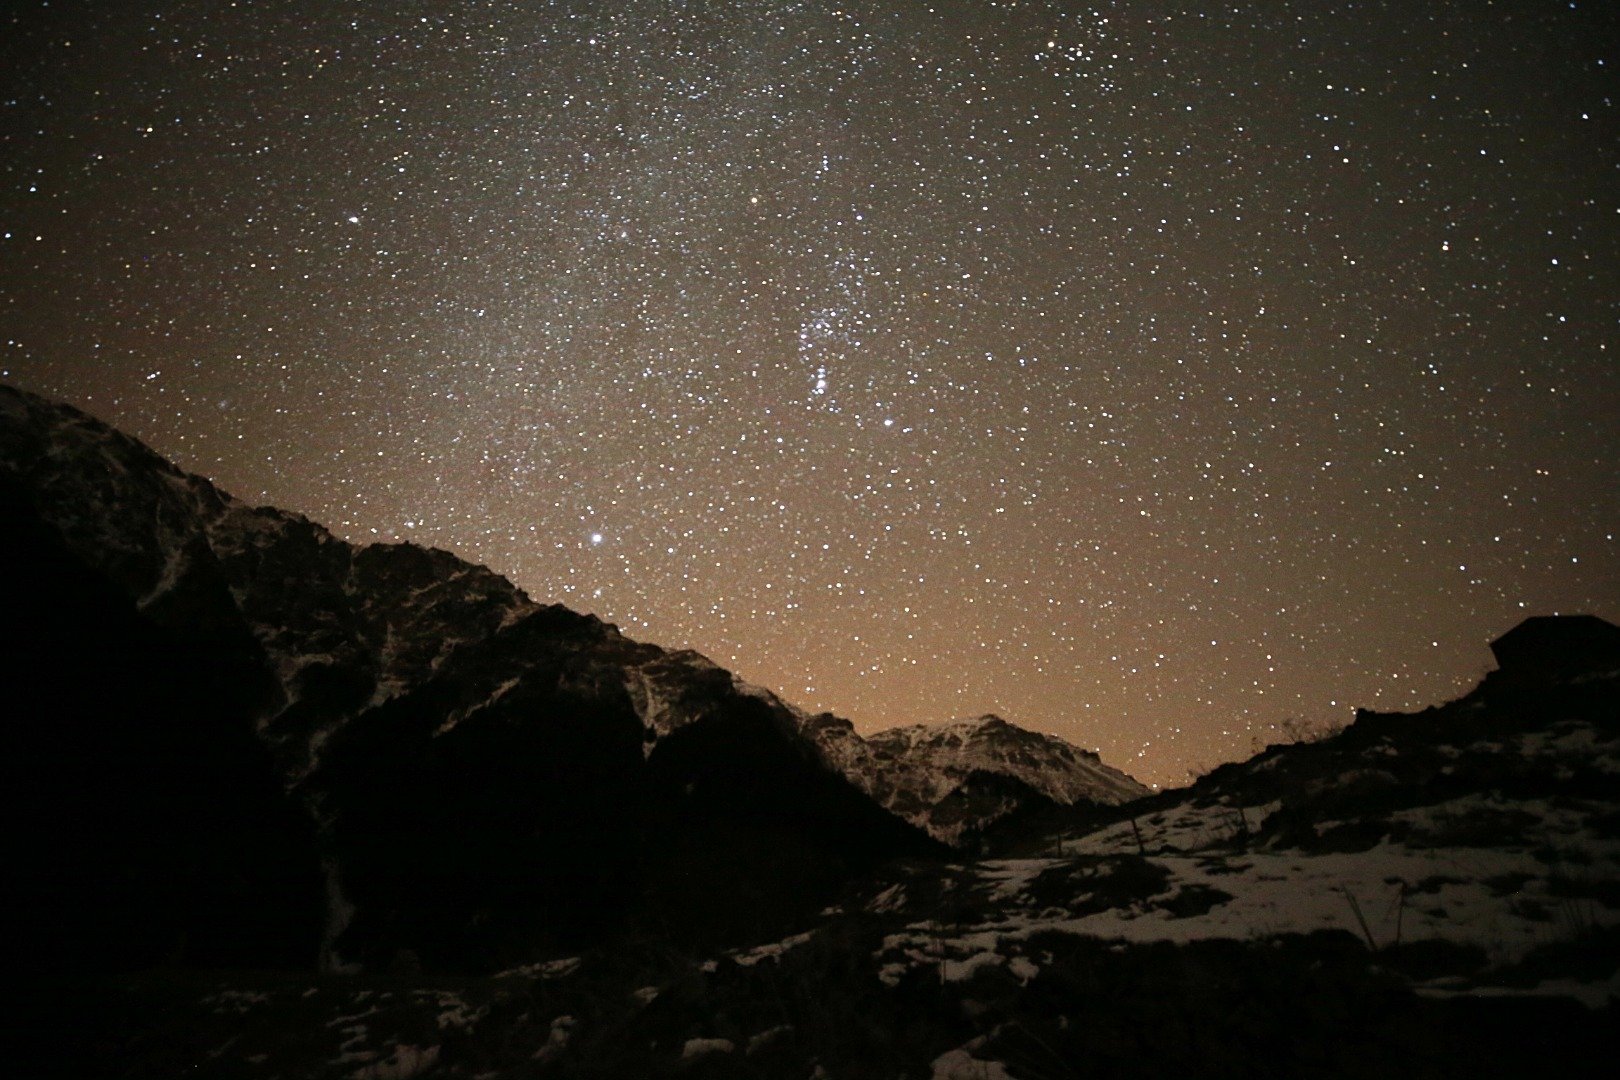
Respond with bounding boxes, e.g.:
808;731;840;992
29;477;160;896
802;712;1149;844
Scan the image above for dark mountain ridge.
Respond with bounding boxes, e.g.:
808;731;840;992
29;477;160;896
13;383;1614;1078
0;384;945;973
2;383;1155;976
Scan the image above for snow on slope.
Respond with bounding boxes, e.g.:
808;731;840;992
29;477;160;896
875;784;1620;1008
863;649;1620;1008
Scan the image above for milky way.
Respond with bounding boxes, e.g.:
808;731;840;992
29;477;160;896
3;1;1616;785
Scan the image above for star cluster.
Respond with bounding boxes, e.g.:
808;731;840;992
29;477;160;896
3;0;1616;785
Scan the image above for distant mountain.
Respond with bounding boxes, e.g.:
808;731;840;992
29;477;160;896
805;712;1149;845
1;383;1149;976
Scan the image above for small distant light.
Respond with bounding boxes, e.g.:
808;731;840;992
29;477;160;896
590;532;604;545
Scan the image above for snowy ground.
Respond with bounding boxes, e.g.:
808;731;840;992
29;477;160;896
870;784;1620;1013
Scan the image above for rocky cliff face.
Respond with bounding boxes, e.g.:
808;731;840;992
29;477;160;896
0;385;947;972
0;475;323;974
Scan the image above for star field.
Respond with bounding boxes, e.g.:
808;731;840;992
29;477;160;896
3;0;1616;786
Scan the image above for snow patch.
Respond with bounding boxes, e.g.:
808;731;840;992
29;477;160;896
868;883;908;913
495;956;581;980
1007;955;1040;984
931;1039;1015;1080
730;930;815;967
941;951;1005;982
681;1037;735;1059
350;1044;438;1080
532;1016;576;1064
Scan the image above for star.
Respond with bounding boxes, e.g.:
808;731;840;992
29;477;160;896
1;0;1614;786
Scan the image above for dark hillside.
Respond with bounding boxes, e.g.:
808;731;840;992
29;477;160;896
0;480;323;973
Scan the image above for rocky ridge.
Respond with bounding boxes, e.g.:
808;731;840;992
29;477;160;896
0;384;1139;832
0;383;1139;973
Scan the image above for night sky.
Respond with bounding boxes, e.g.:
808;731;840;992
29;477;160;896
3;0;1616;786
